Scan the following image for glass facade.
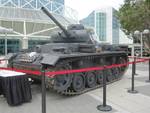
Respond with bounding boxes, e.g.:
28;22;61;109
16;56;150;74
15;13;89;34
112;9;119;44
0;0;65;15
0;39;20;55
80;11;106;41
80;8;120;44
54;0;64;4
96;12;107;41
80;12;95;27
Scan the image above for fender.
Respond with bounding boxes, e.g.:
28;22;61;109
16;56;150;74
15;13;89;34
41;54;60;66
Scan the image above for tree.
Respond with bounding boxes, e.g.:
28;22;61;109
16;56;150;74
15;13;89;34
118;0;150;34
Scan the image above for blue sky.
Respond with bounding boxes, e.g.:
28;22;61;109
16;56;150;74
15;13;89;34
65;0;124;19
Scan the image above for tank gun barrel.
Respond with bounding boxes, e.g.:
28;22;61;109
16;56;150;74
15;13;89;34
41;7;70;37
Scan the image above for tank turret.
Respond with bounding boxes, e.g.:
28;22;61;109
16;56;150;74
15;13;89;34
41;7;96;44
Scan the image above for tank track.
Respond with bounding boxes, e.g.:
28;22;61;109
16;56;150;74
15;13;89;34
56;77;123;96
45;54;128;96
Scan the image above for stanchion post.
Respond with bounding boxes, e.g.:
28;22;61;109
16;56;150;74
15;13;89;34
128;58;138;94
134;57;138;75
11;60;14;69
41;65;46;113
146;59;150;83
97;67;112;111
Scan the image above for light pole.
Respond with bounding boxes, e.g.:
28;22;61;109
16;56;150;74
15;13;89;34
0;26;13;56
134;29;150;57
5;32;7;56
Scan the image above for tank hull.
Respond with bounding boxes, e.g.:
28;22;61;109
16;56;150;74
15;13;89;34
10;51;128;95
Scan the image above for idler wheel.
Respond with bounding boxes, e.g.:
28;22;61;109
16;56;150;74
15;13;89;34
86;71;97;88
53;63;72;92
72;73;85;92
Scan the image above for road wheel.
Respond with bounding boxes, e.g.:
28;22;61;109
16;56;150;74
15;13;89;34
72;73;85;92
52;62;73;92
86;71;97;88
96;70;103;84
106;69;113;82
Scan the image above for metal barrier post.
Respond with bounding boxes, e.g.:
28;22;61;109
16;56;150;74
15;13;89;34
134;57;138;75
41;66;46;113
128;58;138;94
97;67;112;111
146;60;150;82
11;60;14;69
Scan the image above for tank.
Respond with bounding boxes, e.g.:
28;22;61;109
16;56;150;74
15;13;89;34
7;7;128;95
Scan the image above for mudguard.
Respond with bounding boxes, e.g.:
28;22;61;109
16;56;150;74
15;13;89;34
41;54;60;66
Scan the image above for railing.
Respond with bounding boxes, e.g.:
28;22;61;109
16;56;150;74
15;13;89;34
0;56;150;112
0;56;149;77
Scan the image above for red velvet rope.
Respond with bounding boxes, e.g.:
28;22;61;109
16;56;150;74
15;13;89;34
0;57;149;77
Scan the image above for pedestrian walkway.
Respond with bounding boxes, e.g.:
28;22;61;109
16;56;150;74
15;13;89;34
88;68;150;113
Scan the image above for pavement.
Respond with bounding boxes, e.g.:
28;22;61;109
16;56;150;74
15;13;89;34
0;62;150;113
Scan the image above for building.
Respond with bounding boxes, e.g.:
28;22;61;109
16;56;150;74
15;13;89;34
55;0;64;4
0;0;78;55
80;7;132;44
119;30;133;44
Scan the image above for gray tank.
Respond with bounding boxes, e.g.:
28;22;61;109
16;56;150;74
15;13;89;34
7;7;128;95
